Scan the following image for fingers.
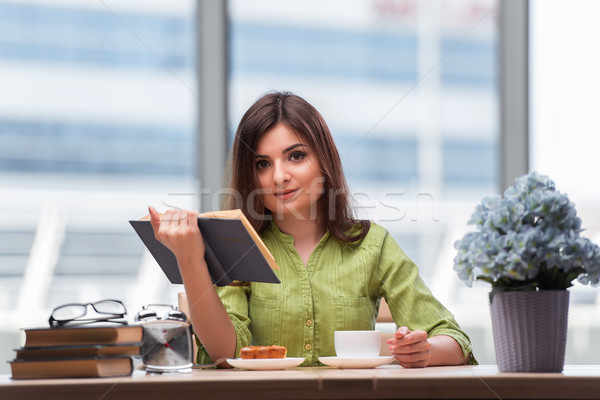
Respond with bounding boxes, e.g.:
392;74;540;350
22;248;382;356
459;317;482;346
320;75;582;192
389;336;430;354
391;345;431;368
162;209;190;228
188;209;198;230
386;327;419;346
180;209;189;229
387;329;431;368
149;205;161;222
149;206;162;238
159;209;175;239
147;208;203;259
399;329;426;345
395;326;410;339
395;351;431;368
148;207;198;240
163;209;183;223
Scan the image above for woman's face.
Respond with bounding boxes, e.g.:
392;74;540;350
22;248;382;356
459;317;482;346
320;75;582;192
254;123;325;221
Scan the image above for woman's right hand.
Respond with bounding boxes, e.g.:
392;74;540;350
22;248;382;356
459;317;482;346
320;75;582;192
149;206;237;365
148;206;205;260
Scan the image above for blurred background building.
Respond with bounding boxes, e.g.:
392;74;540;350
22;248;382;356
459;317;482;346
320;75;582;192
0;0;599;372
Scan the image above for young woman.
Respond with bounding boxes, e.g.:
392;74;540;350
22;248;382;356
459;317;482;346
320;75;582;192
149;91;476;367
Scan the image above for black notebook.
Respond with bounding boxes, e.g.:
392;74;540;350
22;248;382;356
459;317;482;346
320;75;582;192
129;209;280;286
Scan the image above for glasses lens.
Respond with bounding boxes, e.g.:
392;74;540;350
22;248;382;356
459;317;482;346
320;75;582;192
94;300;126;315
52;304;87;321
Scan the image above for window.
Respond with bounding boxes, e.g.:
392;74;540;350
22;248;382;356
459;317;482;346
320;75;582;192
530;0;600;364
0;0;196;373
229;0;499;362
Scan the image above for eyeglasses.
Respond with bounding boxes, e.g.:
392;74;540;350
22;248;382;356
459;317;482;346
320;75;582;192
49;299;127;328
135;304;187;322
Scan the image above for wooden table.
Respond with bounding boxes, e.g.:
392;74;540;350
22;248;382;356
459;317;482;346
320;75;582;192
1;365;600;400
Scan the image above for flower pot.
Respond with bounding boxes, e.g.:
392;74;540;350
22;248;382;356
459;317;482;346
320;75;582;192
490;290;569;372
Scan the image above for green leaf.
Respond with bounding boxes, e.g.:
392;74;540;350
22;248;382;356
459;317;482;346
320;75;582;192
537;263;584;290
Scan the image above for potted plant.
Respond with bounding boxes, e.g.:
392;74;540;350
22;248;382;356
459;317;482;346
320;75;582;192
453;172;600;372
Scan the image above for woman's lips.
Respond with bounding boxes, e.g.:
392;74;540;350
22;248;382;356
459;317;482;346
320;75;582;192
275;189;298;200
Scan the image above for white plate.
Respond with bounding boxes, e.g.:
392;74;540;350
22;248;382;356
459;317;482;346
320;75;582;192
226;357;305;370
318;356;394;369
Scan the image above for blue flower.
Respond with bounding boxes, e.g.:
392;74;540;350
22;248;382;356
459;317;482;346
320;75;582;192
454;171;600;291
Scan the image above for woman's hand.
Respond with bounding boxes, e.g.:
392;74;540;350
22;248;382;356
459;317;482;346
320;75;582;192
149;206;237;365
386;326;431;368
148;206;205;260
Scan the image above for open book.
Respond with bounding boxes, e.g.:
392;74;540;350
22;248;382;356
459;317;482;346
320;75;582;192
129;209;280;286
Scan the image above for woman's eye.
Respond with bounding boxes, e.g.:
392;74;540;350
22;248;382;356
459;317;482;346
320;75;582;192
290;152;306;161
256;160;269;169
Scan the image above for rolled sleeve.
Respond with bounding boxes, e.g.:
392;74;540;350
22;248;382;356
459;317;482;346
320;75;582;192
376;230;477;365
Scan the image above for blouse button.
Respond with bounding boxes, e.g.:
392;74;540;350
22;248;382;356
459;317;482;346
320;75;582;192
305;343;312;351
305;319;313;327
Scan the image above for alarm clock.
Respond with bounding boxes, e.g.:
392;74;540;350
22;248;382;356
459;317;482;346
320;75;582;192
135;304;194;373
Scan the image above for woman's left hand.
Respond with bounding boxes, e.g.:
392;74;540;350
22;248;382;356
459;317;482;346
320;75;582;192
386;326;431;368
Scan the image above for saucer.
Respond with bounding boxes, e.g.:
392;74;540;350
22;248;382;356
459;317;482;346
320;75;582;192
318;356;394;369
226;357;305;370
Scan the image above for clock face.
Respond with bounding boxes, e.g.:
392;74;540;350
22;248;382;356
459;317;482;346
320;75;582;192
141;320;193;371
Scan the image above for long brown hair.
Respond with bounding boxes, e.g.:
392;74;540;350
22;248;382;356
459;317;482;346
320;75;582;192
223;91;369;243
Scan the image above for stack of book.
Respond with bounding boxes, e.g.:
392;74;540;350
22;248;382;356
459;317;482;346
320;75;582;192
10;325;143;379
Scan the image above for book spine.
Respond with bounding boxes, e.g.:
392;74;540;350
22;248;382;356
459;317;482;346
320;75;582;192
203;241;233;286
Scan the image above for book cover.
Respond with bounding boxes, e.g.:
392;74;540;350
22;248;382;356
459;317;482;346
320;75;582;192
129;209;281;286
15;343;141;360
23;325;143;348
10;357;133;379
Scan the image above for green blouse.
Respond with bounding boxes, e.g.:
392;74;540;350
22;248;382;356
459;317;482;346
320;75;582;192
196;221;476;366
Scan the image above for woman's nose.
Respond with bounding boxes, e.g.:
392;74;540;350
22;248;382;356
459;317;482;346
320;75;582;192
272;162;290;184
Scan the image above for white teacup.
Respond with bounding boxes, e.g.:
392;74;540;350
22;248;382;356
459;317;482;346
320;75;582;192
334;330;381;358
